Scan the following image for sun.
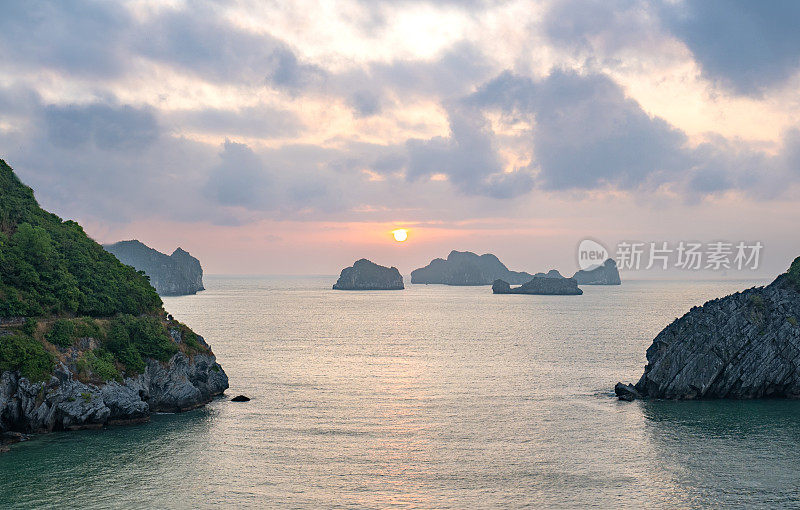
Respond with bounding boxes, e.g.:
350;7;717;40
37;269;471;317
392;229;408;242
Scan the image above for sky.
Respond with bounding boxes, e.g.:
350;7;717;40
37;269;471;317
1;0;799;277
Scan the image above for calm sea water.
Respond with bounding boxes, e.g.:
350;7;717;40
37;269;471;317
3;276;800;509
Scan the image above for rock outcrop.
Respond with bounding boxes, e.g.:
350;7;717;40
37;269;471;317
616;257;800;400
0;329;228;433
104;240;205;296
333;259;404;290
492;277;583;295
411;251;533;285
572;259;621;285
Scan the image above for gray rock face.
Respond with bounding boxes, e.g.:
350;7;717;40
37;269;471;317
614;383;641;402
411;251;533;285
104;240;204;296
0;346;228;433
333;259;404;290
572;259;621;285
617;265;800;400
492;277;583;295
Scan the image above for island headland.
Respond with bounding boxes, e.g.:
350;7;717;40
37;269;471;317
616;257;800;400
0;159;228;437
410;250;534;285
104;240;205;296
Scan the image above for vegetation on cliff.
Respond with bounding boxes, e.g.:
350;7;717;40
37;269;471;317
788;256;800;290
0;159;162;318
0;159;207;384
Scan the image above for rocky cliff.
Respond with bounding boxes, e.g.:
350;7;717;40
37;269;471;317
616;257;800;401
0;158;228;440
411;251;533;285
104;241;204;296
492;277;583;295
0;328;227;433
572;259;621;285
333;259;404;290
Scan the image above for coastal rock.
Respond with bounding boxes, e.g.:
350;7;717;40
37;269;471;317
411;251;533;285
231;395;250;402
104;240;205;296
0;431;31;452
617;258;800;400
333;259;404;290
572;259;621;285
492;277;583;295
492;280;512;294
0;349;228;433
614;383;641;402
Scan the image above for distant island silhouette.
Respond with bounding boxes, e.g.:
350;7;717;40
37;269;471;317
104;240;205;296
410;250;534;285
333;259;404;290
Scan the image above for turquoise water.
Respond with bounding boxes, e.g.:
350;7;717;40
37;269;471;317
3;277;800;509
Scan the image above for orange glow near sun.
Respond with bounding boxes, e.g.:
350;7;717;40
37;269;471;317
392;229;408;242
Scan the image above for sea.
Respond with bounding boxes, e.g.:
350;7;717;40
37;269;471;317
3;276;800;509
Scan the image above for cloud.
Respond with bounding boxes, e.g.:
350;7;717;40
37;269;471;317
450;67;800;199
0;0;131;78
659;0;800;95
405;103;535;197
264;47;327;93
3;0;800;238
166;106;303;139
202;140;357;219
543;0;652;54
205;140;271;208
541;0;800;96
348;90;382;117
462;69;687;190
358;42;494;98
45;103;159;151
527;70;688;190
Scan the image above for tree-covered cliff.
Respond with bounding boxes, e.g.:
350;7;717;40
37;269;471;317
0;159;227;434
0;159;162;318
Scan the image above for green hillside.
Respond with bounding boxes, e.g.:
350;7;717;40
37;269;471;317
0;159;162;318
0;159;202;382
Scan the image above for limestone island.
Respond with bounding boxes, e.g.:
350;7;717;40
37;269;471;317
0;159;228;442
572;258;621;285
616;257;800;401
104;240;205;296
492;277;583;295
333;259;404;290
411;250;533;285
533;269;566;279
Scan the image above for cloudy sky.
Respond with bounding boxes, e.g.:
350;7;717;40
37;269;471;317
2;0;799;276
